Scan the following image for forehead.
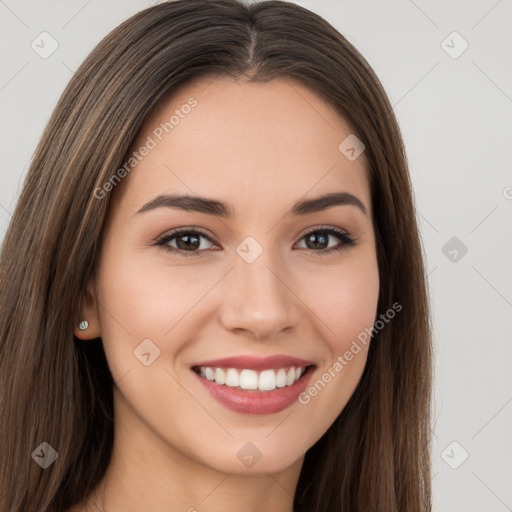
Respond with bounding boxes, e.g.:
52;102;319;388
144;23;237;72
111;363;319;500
114;76;370;219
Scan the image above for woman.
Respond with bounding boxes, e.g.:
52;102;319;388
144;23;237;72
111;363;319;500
0;0;432;510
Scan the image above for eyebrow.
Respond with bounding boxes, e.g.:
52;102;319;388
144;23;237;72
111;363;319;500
134;191;368;218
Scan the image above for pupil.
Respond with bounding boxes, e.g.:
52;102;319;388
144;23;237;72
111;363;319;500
308;233;327;249
177;234;199;250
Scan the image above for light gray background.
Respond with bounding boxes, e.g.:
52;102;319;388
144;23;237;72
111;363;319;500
1;1;511;510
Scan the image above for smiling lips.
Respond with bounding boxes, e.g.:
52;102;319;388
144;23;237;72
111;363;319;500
191;355;315;414
198;365;305;391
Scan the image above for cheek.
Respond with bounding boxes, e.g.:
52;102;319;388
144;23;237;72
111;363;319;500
99;246;212;329
292;253;379;438
94;244;199;375
95;246;225;374
302;251;380;351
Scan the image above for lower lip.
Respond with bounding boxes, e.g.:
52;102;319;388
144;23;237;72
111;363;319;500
193;367;315;415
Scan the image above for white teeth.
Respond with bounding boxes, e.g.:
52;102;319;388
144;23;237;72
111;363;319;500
214;368;226;385
239;369;258;390
197;365;308;391
276;368;287;388
259;369;276;391
225;368;239;387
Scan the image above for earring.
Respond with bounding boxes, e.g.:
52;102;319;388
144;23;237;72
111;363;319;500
78;320;89;331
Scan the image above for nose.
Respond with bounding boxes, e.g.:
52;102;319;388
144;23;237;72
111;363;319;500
218;252;302;341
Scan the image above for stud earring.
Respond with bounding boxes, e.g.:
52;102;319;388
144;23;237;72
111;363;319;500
78;320;89;331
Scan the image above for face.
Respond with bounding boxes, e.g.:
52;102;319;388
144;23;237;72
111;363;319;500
77;76;380;475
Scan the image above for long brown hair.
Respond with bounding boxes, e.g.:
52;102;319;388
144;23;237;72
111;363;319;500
0;1;432;510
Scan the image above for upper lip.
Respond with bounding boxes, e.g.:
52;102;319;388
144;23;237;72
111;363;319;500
191;355;315;371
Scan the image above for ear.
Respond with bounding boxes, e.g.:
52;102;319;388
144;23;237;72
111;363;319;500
74;277;101;340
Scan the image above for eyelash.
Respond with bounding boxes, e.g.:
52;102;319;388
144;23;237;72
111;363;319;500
155;225;357;257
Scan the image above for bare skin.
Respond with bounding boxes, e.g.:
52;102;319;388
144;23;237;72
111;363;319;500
70;76;379;512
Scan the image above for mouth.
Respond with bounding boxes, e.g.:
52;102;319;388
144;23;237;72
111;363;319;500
191;364;314;391
190;355;316;415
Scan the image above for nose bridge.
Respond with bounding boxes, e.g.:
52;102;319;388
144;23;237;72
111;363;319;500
218;238;300;338
236;247;285;300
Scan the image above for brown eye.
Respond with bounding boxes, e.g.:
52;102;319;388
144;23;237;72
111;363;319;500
156;229;216;256
296;227;356;254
